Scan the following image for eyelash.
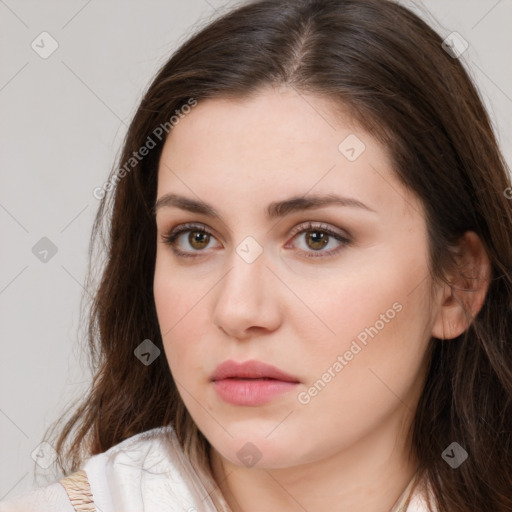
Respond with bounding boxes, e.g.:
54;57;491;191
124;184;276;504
160;222;352;260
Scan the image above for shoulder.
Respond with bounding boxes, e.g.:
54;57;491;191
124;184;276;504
0;482;74;512
0;425;216;512
83;424;183;478
81;425;218;511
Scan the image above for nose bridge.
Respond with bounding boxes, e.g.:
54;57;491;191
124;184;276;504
212;236;281;336
219;238;267;306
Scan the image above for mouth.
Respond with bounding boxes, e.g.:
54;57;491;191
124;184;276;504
211;359;300;406
210;359;300;383
222;377;282;380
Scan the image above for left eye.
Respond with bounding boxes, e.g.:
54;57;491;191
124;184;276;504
161;221;351;259
286;222;351;259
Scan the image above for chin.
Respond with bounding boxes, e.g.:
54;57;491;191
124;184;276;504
207;430;308;470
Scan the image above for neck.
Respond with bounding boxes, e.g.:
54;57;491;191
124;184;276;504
209;413;419;512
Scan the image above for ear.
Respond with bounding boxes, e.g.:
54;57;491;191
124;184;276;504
431;231;492;340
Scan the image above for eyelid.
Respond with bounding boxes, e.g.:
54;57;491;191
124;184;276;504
164;222;215;239
162;220;350;241
160;220;351;258
288;221;349;240
284;221;352;259
161;222;220;252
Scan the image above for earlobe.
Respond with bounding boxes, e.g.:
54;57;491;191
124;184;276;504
430;231;492;341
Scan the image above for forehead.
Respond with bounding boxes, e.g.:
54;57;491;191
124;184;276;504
161;87;359;163
159;88;362;184
156;87;422;222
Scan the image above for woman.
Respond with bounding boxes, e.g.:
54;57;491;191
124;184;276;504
2;0;511;511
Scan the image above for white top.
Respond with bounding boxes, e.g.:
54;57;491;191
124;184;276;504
0;425;436;512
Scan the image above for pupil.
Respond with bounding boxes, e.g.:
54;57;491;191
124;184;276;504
307;231;328;250
190;231;208;249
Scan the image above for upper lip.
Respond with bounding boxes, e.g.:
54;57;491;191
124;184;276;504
211;359;300;383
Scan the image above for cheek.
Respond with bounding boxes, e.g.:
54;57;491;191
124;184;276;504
293;296;430;459
153;250;200;334
153;258;212;388
301;254;418;348
313;292;430;413
301;251;432;393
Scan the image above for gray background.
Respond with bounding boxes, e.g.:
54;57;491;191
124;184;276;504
1;0;511;500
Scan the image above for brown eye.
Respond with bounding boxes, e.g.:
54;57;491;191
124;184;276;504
161;223;219;258
162;221;351;260
304;230;329;251
287;222;351;259
187;230;210;250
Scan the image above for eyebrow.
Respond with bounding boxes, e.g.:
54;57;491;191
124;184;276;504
153;192;377;219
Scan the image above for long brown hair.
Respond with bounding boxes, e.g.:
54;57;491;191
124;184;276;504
44;0;512;510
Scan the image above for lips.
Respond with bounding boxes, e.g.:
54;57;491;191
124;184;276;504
211;359;300;383
211;359;300;406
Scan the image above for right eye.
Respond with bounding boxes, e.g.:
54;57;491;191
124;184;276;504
161;223;221;258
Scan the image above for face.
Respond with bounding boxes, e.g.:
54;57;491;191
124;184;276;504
153;85;438;470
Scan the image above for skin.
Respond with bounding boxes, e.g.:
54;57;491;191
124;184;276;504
153;85;490;512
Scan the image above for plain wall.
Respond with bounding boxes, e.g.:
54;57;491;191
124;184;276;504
1;0;511;499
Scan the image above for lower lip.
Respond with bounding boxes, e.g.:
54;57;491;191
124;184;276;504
212;378;299;406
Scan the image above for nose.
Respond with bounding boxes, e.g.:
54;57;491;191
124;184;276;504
211;249;282;339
